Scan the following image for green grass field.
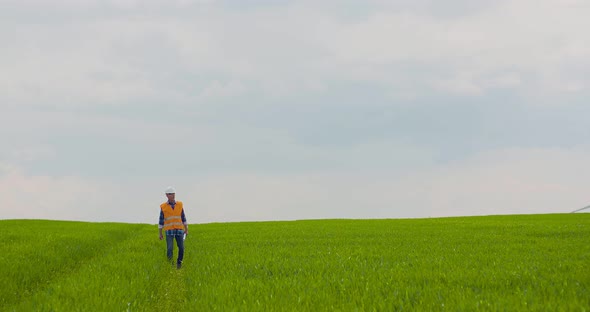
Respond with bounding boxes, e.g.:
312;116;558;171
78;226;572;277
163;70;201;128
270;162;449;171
1;214;588;311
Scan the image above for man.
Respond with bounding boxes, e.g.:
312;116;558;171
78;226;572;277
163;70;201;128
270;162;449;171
159;186;188;269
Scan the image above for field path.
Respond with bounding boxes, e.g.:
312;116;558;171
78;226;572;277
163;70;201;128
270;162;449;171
151;256;189;311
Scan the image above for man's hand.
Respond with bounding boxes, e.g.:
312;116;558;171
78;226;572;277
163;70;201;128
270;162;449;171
159;234;163;240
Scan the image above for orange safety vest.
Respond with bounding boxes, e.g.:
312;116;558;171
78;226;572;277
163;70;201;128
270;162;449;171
160;201;185;231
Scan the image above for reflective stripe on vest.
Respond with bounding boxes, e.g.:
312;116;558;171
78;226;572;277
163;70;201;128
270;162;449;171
160;201;184;231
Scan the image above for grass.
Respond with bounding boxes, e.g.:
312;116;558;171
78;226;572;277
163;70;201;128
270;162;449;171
0;214;588;311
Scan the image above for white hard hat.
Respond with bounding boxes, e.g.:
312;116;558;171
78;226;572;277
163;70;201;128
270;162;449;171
165;186;176;194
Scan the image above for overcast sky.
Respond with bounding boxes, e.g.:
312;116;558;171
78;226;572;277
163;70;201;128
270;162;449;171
1;0;589;224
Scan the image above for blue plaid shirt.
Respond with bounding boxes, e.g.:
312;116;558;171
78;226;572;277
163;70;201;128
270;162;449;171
165;229;184;236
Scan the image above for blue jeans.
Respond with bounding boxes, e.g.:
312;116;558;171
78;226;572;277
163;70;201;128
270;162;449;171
166;230;184;264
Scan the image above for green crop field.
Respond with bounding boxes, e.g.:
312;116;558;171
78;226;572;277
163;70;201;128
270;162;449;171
1;214;588;311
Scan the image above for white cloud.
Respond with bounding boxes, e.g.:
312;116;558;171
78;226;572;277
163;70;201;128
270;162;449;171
2;145;588;223
2;0;214;7
8;145;56;162
434;74;484;96
1;0;588;109
182;146;590;222
0;110;199;145
0;165;98;220
0;164;166;223
1;0;589;223
199;80;248;99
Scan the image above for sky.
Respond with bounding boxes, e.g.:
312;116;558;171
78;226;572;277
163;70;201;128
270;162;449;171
1;0;589;224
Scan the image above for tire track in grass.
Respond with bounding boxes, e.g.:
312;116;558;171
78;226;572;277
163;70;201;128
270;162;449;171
5;225;154;311
151;234;192;311
7;225;163;311
0;221;144;310
152;264;189;311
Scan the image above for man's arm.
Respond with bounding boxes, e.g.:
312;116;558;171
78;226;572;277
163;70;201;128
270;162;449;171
158;209;164;240
181;209;188;235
